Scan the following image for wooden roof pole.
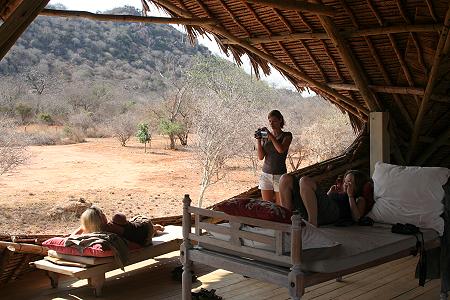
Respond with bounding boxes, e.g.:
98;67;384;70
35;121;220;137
0;0;50;61
245;0;336;17
150;0;368;117
407;6;450;163
324;83;424;95
365;0;413;129
220;24;443;45
315;11;379;112
39;9;216;26
0;0;22;21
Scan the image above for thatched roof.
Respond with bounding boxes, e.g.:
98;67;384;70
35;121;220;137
1;0;449;167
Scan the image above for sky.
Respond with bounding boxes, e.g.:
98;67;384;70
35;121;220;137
47;0;304;92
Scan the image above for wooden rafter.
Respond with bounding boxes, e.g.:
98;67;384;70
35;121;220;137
407;6;450;163
0;0;50;61
219;24;442;45
425;0;438;22
39;9;216;26
325;83;424;95
0;0;21;21
246;0;336;17
316;9;379;111
395;0;428;77
364;37;414;128
217;0;250;36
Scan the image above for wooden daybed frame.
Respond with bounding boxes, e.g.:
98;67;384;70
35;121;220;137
31;225;183;296
180;195;443;300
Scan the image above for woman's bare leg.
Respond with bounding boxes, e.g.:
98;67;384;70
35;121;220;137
274;192;281;206
279;174;294;210
261;189;275;202
299;176;318;226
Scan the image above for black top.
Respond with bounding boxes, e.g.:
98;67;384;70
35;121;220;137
122;222;149;246
261;131;292;175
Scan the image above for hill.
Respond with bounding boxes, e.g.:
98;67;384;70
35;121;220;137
0;5;211;92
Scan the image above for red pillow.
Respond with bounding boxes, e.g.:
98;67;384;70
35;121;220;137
43;237;114;257
362;181;374;213
213;198;292;223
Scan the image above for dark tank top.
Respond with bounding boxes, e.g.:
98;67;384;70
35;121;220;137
262;131;292;175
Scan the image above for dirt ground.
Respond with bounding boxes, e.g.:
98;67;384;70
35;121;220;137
0;136;258;235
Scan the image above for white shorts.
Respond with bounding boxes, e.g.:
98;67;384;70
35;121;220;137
258;172;283;192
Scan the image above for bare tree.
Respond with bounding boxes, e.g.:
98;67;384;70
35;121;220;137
108;113;138;147
301;107;355;164
0;117;29;175
152;65;195;150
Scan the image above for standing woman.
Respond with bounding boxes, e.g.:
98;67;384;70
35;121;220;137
256;110;292;204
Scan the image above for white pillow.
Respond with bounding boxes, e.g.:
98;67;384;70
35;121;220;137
367;161;450;235
209;221;339;251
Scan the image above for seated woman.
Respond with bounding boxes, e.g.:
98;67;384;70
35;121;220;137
279;170;373;227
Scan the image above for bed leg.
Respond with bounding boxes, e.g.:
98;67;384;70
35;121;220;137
336;276;343;282
181;194;193;300
47;271;59;288
88;274;105;297
289;214;305;300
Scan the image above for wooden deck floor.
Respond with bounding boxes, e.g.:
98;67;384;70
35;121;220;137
1;251;442;300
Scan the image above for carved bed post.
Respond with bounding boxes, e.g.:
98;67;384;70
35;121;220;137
181;194;193;300
288;214;305;300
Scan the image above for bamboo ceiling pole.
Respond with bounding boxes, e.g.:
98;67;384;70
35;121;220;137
219;24;443;45
39;9;216;26
408;6;450;163
315;10;379;112
246;0;336;17
325;83;424;95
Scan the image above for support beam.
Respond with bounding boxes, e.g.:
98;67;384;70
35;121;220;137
219;24;443;45
370;112;390;176
407;6;450;163
39;9;215;26
316;10;380;111
246;0;336;17
0;0;22;21
325;83;424;95
0;0;50;61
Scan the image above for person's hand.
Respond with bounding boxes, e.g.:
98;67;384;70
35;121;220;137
329;185;337;194
345;181;355;197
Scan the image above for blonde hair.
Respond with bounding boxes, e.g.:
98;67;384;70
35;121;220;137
80;206;106;233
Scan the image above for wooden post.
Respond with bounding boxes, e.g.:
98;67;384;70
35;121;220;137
370;112;390;175
288;214;304;300
181;194;193;300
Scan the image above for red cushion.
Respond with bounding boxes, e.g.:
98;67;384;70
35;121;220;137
362;181;374;213
213;198;292;224
42;237;142;257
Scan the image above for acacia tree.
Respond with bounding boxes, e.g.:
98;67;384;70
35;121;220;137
188;56;268;207
0;117;28;175
301;107;355;163
109;112;137;147
152;60;196;150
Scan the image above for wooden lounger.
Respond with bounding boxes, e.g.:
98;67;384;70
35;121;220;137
179;195;443;300
31;225;183;296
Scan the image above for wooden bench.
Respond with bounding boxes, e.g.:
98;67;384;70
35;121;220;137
31;225;182;296
179;195;443;300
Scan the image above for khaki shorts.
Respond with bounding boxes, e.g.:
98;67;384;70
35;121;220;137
258;172;283;192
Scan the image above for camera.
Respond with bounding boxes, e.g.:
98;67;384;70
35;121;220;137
254;128;268;139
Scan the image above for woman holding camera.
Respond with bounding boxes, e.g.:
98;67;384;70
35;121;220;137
256;110;292;204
